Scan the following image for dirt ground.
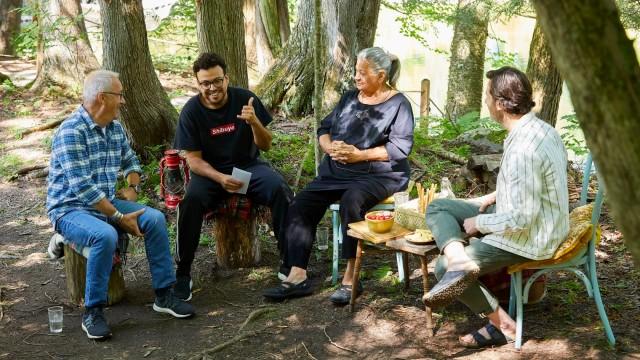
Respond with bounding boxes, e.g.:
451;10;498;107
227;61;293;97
1;59;639;359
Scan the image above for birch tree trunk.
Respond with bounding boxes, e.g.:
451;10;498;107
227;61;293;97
532;0;640;264
445;0;488;120
196;0;248;88
526;21;562;127
255;0;380;116
99;0;177;154
0;0;21;56
32;0;99;91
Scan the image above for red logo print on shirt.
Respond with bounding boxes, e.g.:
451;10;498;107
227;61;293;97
210;123;236;137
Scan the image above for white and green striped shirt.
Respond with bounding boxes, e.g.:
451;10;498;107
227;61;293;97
476;112;569;260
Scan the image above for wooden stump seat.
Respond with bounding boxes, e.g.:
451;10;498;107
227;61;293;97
205;194;261;269
63;244;125;306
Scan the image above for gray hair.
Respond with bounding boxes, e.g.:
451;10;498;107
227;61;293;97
357;47;401;88
83;70;120;103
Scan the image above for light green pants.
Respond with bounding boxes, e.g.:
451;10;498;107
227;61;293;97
426;199;529;315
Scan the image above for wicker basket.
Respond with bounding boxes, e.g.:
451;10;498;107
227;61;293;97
394;199;429;231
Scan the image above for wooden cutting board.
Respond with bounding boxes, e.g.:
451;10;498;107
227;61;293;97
347;221;412;244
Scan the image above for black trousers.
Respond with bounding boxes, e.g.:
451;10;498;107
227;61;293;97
284;182;391;270
175;162;293;277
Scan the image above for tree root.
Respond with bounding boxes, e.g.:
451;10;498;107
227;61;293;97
323;324;358;353
187;307;277;360
238;307;276;333
16;165;47;176
188;325;267;360
19;118;64;137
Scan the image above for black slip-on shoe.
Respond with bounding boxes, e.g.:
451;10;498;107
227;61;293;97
262;279;314;300
329;283;363;305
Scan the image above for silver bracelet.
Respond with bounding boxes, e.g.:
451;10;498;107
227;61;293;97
109;210;124;223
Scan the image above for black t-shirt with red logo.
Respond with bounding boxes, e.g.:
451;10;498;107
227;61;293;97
173;87;272;173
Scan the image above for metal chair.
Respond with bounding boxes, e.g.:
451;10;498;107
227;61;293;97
329;202;406;285
508;153;615;349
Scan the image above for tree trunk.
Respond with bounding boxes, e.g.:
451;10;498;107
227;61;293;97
64;244;125;306
99;0;177;155
532;0;640;264
213;213;260;269
196;0;248;88
445;0;489;120
526;21;562;127
255;0;381;116
31;0;100;91
244;0;258;75
0;0;21;55
254;0;290;75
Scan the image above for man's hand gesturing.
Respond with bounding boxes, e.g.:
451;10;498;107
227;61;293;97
237;97;258;126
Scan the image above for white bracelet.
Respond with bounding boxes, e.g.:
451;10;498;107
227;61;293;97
109;210;124;223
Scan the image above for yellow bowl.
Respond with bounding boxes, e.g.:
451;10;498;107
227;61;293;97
365;210;394;233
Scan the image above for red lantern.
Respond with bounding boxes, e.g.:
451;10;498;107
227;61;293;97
159;150;190;209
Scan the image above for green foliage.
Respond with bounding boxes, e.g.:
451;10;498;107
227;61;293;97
430;111;503;139
559;114;588;156
0;154;23;180
262;131;314;187
1;79;17;95
12;3;91;60
199;233;214;246
41;134;53;152
12;6;38;59
152;0;195;35
152;54;195;75
372;264;393;280
149;0;197;73
486;34;526;70
617;0;640;30
287;0;298;26
383;0;456;50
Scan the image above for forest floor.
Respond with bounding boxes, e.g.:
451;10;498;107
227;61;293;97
1;59;639;359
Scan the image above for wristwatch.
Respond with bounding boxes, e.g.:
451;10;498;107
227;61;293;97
128;184;141;194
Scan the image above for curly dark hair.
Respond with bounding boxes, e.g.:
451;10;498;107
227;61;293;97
192;52;227;76
486;66;535;115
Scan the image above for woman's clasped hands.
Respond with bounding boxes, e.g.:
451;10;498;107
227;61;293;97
329;140;367;164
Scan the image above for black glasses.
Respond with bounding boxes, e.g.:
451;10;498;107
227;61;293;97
198;77;225;89
102;91;124;100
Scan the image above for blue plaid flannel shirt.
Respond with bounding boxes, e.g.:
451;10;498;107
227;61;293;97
46;106;142;225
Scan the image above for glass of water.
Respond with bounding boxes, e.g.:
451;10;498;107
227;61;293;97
393;191;409;206
316;226;329;250
48;306;63;333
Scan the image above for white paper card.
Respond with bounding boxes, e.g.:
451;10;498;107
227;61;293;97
231;167;252;194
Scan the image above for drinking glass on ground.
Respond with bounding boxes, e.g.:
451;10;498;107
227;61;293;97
393;191;409;206
316;226;329;250
48;306;63;333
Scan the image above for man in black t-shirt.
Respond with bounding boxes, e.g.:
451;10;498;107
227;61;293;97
172;52;293;301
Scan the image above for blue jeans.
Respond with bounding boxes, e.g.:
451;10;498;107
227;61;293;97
55;199;175;308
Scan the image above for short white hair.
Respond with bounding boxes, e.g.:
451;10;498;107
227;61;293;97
83;70;120;102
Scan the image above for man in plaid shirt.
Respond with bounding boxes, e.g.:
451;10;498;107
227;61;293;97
46;70;195;340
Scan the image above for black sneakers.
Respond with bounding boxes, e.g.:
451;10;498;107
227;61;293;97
174;275;193;301
153;289;196;318
81;306;111;340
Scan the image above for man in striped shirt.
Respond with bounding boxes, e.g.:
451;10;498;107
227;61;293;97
424;67;569;348
46;70;195;340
